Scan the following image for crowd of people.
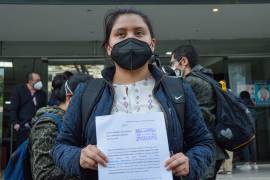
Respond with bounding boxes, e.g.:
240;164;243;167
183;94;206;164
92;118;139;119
7;8;258;180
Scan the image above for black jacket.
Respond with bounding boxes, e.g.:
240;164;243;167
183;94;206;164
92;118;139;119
10;83;47;125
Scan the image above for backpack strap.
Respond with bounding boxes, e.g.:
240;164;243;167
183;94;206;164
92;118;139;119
81;78;106;138
161;76;185;132
33;112;63;132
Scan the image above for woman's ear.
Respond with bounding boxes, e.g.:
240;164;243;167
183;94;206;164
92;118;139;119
150;38;156;52
106;43;112;56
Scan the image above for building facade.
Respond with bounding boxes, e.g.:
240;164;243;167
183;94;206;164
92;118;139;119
1;0;270;170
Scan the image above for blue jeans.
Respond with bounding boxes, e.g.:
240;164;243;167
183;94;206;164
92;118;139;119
240;139;257;162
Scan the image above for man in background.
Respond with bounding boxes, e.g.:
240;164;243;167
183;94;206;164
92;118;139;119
170;45;226;180
10;72;47;147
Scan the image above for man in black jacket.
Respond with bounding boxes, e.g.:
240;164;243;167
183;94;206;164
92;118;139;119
10;72;47;146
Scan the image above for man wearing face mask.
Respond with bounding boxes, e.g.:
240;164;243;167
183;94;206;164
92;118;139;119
10;72;47;147
170;45;227;180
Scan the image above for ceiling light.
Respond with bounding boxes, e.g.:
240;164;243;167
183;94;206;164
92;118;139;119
0;62;13;67
212;8;219;13
166;52;172;55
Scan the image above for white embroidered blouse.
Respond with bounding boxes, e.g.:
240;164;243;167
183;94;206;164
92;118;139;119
111;76;162;114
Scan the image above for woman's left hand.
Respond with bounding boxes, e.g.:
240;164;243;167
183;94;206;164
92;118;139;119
165;152;189;177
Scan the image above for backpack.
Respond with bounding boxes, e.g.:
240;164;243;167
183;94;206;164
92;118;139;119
191;71;256;151
4;112;62;180
81;76;185;139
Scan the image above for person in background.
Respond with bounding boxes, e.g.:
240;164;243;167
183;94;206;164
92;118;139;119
170;45;227;180
217;80;233;175
218;151;233;175
238;90;258;171
30;73;92;180
52;8;214;180
10;72;47;146
48;71;73;106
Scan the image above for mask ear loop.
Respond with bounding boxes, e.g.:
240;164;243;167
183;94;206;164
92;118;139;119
65;80;73;96
107;44;117;67
178;56;183;63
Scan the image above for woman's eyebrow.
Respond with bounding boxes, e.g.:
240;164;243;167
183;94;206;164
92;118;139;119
113;27;126;32
134;27;146;31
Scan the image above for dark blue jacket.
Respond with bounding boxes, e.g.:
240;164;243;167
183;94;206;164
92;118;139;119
52;65;215;180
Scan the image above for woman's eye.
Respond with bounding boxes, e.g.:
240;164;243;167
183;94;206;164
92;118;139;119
116;32;125;38
136;31;144;36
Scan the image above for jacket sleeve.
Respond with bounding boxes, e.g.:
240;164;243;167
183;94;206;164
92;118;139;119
52;84;86;176
31;119;67;180
182;83;215;180
9;86;20;124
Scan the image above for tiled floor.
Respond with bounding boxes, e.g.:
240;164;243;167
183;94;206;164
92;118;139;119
217;164;270;180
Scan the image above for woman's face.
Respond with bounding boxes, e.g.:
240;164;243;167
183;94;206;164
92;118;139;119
106;14;156;56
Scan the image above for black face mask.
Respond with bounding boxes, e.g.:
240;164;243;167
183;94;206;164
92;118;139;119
111;38;153;70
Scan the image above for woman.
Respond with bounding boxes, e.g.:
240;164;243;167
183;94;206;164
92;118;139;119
48;71;73;106
30;73;92;180
238;91;258;170
52;8;214;180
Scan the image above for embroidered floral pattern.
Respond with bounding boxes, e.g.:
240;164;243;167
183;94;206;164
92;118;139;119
111;76;161;114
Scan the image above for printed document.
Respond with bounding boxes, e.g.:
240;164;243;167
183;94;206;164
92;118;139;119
96;112;173;180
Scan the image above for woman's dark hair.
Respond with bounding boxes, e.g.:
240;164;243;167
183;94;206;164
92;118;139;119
240;91;251;100
63;71;73;79
50;74;70;104
102;8;155;49
65;73;93;95
51;73;93;104
51;71;73;91
172;45;199;69
240;90;254;107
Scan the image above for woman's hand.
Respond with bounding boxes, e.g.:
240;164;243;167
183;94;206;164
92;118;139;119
165;152;189;177
80;145;108;170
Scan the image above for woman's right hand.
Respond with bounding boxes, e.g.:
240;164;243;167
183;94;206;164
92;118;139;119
80;145;108;170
